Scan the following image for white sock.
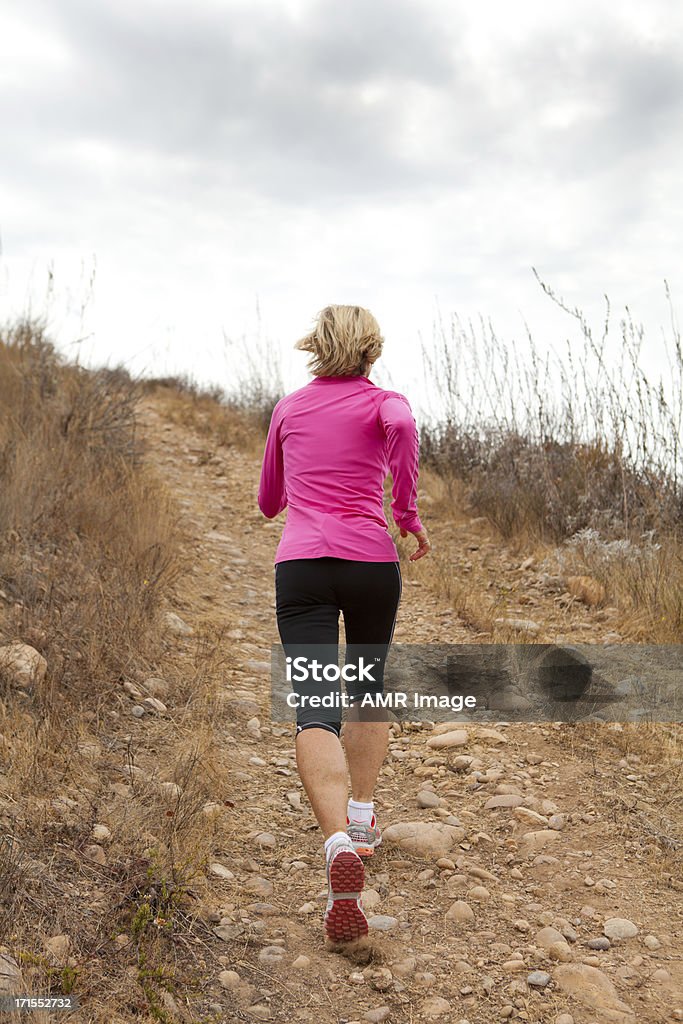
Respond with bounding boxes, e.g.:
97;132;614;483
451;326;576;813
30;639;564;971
347;799;374;825
324;830;351;861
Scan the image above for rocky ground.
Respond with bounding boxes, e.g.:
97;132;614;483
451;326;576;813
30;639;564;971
48;393;681;1024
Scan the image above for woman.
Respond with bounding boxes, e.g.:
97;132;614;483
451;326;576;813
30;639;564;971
258;304;430;944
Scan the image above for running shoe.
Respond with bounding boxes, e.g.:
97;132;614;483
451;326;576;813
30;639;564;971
323;836;368;943
346;813;382;857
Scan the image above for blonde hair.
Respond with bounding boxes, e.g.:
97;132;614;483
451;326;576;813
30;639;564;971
294;304;384;377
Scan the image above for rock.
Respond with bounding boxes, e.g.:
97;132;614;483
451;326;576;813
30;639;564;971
258;946;284;965
417;790;441;808
84;844;106;864
213;924;245;941
163;611;193;636
392;957;417;977
588;937;610;950
548;941;573;962
382;821;465;858
502;960;527;973
603;918;638;941
218;970;242;990
485;794;525;809
362;888;381;911
91;823;111;842
368;915;398;932
142;696;167;714
514;807;548;826
419;996;451;1017
548;814;566;830
468;886;490;901
554;964;635;1022
426;730;468;749
254;832;277;849
364;1008;391;1023
0;953;23;993
291;955;310;969
555;1015;574;1024
519;830;559;854
534;926;565;948
244;877;273;898
476;727;508;743
210;862;235;881
643;934;660;950
445;901;475;928
528;971;551;988
0;642;47;689
143;675;169;696
493;618;540;635
247;1004;272;1019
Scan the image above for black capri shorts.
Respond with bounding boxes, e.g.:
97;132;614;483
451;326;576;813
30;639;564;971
275;557;402;737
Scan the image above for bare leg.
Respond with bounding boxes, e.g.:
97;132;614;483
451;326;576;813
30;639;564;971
342;713;390;802
295;728;349;839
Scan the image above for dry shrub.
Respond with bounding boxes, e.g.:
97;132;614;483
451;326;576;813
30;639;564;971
0;318;185;699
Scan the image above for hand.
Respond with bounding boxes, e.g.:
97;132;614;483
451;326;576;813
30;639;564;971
400;526;431;561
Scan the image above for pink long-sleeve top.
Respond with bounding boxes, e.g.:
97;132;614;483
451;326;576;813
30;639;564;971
258;374;423;563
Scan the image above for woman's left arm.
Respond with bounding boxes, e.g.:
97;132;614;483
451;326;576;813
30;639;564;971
258;403;287;518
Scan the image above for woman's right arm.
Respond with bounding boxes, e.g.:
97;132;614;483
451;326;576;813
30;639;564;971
258;403;287;518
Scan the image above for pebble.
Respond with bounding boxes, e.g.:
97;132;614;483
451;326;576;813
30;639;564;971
643;934;660;950
363;1008;391;1023
534;926;565;948
291;955;310;970
426;730;469;749
484;794;525;809
163;611;193;636
368;915;398;932
209;862;235;881
417;790;441;808
142;696;167;714
258;945;284;965
419;995;451;1017
603;918;638;941
446;905;473;929
527;970;551;988
218;970;241;990
254;832;277;849
587;937;610;950
392;957;417;977
468;886;490;901
555;1015;574;1024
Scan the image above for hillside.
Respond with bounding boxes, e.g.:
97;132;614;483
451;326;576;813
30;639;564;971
0;385;681;1024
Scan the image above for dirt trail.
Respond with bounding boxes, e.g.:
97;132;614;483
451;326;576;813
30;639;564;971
133;395;683;1024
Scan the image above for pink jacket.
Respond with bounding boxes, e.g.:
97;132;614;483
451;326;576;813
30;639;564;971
258;374;423;563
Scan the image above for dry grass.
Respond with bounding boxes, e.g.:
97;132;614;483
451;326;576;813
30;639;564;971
0;318;200;1020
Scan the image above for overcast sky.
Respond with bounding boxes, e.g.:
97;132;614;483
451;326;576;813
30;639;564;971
1;0;682;422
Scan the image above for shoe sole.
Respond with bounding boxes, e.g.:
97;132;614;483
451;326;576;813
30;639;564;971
324;850;368;943
350;838;382;858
